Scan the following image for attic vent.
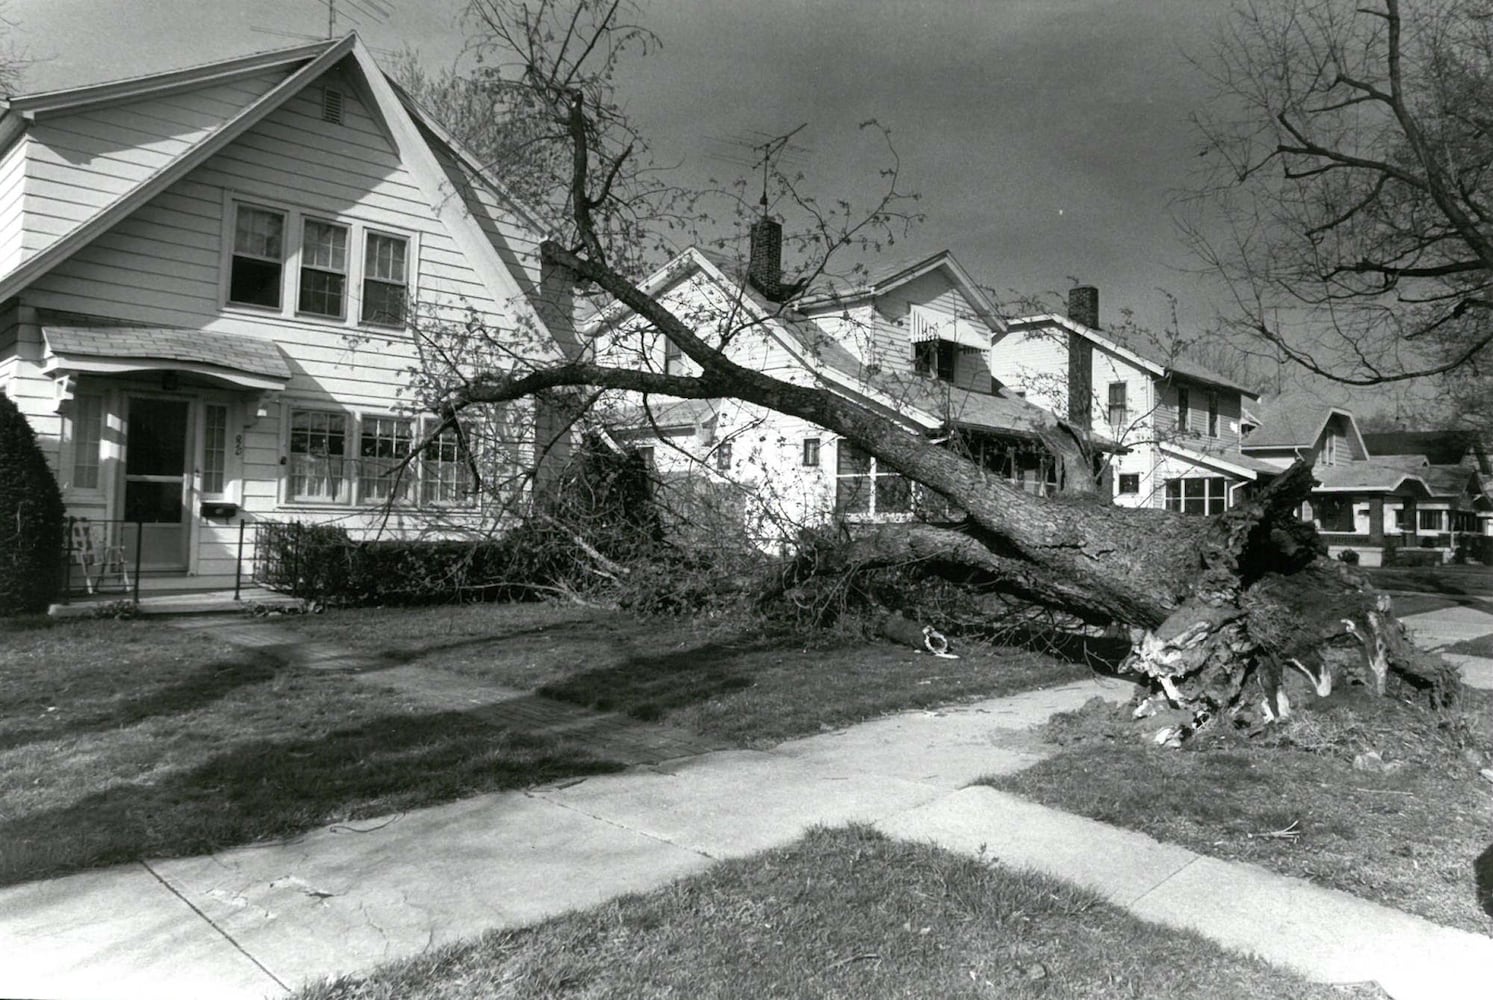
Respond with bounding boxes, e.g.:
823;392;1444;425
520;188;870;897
321;86;344;124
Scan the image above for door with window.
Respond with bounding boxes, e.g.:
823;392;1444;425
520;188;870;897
122;397;192;571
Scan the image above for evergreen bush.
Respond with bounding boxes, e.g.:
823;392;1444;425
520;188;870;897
0;393;65;615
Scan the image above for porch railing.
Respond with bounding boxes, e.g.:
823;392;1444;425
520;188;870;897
59;516;264;604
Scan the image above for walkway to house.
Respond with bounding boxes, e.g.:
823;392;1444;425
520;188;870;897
2;612;1490;1000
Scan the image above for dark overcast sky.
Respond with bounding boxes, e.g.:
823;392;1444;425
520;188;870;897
12;0;1407;410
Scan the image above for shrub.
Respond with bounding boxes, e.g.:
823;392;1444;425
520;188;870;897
1387;547;1443;568
0;393;65;615
1337;548;1360;565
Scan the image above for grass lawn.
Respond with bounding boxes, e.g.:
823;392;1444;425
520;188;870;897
297;825;1384;1000
0;615;620;887
0;604;1089;887
984;689;1493;934
290;603;1097;746
1365;565;1493;600
1444;632;1493;657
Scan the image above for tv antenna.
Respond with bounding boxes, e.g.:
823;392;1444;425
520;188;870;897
752;123;808;211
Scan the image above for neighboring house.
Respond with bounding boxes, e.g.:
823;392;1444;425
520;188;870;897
589;221;1097;545
0;36;569;593
1241;404;1492;565
990;286;1268;513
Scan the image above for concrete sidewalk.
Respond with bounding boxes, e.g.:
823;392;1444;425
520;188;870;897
3;668;1490;1000
1400;604;1493;688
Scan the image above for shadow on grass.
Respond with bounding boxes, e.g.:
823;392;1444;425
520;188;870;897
535;638;775;721
0;709;624;888
0;657;279;752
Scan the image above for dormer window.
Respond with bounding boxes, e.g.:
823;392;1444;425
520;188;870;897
913;339;958;382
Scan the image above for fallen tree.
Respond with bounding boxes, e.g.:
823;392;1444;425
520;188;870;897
414;0;1464;743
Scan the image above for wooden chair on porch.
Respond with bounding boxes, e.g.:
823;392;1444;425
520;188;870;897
71;519;130;594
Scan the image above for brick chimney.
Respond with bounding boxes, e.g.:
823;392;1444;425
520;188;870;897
1068;284;1099;329
1066;285;1097;426
749;216;784;301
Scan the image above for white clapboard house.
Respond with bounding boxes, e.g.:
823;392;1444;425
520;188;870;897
0;35;570;594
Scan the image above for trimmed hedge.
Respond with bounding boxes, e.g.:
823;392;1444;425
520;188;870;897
0;393;65;615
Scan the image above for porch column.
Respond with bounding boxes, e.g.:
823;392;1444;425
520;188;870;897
1368;496;1384;547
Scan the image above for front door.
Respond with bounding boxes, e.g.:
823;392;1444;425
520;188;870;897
122;397;191;571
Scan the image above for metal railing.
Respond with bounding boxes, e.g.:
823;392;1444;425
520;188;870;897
60;516;261;604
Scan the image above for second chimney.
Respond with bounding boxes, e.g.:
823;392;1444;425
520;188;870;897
1068;286;1104;328
1068;284;1099;329
749;216;784;300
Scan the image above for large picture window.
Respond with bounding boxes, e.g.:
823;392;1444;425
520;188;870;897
1164;476;1228;515
230;205;285;308
285;408;478;508
362;232;409;326
835;443;912;517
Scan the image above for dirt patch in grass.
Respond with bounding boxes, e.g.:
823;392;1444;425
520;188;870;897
985;688;1493;934
296;825;1383;1000
0;618;619;886
294;604;1096;746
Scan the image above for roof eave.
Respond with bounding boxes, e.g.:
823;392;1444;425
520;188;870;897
7;38;342;120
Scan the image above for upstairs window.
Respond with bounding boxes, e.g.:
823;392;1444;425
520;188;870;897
1117;472;1139;495
299;220;348;318
913;339;958;382
230;205;285;308
663;337;683;374
1207;392;1220;437
1176;386;1191;434
1107;382;1128;432
362;232;409;326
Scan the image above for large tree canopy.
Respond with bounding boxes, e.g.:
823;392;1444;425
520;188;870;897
407;0;1462;744
1186;0;1493;396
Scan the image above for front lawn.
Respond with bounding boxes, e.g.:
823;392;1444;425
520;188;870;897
984;690;1493;934
297;825;1383;1000
290;603;1096;745
0;604;1089;886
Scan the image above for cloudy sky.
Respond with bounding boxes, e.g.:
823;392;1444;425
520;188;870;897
6;0;1397;410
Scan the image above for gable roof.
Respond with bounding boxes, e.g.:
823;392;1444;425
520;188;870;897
1363;430;1488;470
1241;399;1367;455
590;246;1077;443
794;250;1005;334
0;35;566;357
1005;313;1258;398
1312;460;1434;495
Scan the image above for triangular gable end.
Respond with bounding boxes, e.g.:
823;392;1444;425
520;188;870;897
0;35;568;362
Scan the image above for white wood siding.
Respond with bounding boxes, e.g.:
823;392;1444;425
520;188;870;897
988;325;1069;414
0;137;27;273
20;68;293;259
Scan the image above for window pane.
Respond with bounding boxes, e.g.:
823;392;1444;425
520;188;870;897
876;473;912;513
421;423;473;505
299;268;346;318
302;221;347;271
361;279;407;326
837;443;871;475
359;416;414;503
362;234;409;326
365;233;407;281
203;404;228;494
230;258;282;308
803;438;820;467
70;395;104;489
836;475;869;514
234;207;283;260
1184;478;1205;499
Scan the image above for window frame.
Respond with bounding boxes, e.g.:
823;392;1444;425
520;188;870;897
802;437;821;467
297;217;350;320
1176;386;1191;434
1117;472;1140;495
1163;475;1228;516
913;339;959;382
1107;382;1128;433
361;229;410;328
202;403;230;497
834;441;914;519
221;193;417;331
228;203;287;311
1207;392;1220;437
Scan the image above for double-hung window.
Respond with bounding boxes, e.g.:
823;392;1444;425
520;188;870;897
1107;382;1128;433
359;416;415;504
1207;392;1220;437
288;409;349;503
299;220;348;318
421;423;473;505
230;205;285;308
362;232;409;326
1176;386;1191;434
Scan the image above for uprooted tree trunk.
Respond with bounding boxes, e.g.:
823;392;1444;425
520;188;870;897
763;460;1461;745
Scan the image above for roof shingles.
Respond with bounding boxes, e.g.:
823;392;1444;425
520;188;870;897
45;325;292;380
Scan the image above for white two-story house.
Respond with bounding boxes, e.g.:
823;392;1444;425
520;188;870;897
0;36;570;593
989;286;1269;513
589;221;1096;545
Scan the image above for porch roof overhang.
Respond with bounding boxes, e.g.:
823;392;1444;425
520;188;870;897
1157;441;1261;480
41;325;292;392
